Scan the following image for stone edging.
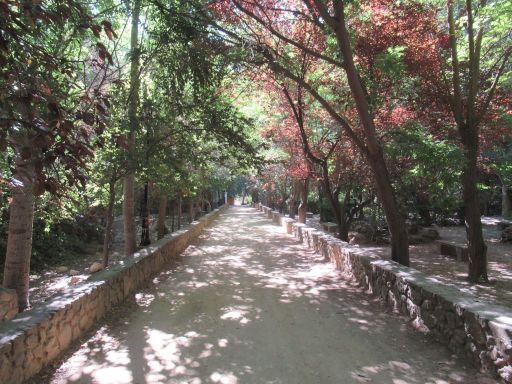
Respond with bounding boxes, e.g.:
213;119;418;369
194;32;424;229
0;289;18;322
0;205;228;383
254;203;512;383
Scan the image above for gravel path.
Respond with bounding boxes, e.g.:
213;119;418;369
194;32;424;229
33;207;497;384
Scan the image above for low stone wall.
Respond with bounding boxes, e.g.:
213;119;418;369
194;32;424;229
0;205;228;384
0;289;18;322
256;204;512;383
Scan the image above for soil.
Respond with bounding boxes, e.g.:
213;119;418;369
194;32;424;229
29;207;497;384
27;217;193;307
309;215;512;309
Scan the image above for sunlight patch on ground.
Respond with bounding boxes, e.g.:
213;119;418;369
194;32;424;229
220;305;260;324
135;292;155;308
49;326;134;383
143;329;204;383
210;370;239;384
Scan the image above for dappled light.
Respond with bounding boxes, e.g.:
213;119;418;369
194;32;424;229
34;207;494;384
1;0;510;382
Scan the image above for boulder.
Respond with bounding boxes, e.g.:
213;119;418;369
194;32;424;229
56;266;68;273
502;226;512;243
69;269;80;276
89;262;104;274
69;276;80;285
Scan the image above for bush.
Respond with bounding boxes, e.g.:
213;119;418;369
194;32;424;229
0;216;102;273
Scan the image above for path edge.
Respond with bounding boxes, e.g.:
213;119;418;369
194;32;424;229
0;205;229;383
254;203;512;383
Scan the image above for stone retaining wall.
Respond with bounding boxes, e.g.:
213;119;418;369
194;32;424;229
254;203;512;383
0;289;18;322
0;205;228;384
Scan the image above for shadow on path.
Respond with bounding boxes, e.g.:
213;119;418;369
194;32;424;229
31;207;496;384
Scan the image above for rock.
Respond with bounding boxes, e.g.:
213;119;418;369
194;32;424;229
56;266;68;273
419;228;440;241
498;366;512;382
0;287;16;302
501;226;512;243
57;323;72;349
70;276;80;285
89;262;104;274
349;232;370;245
69;269;80;276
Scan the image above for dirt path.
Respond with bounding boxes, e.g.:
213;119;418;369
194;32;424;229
33;207;496;384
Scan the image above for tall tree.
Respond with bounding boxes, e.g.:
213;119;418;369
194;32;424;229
123;0;142;256
1;1;112;309
210;0;410;265
446;0;511;282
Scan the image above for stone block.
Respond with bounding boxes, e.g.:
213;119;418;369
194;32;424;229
281;218;295;234
0;354;13;383
57;323;72;350
0;288;18;321
452;329;467;346
0;208;228;384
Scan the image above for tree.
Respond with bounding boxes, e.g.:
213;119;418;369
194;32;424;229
344;0;511;281
0;1;113;309
446;0;511;282
209;1;410;265
123;0;142;256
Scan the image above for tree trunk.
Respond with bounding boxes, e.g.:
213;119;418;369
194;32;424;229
122;0;141;256
140;182;150;246
329;2;410;265
3;167;35;311
462;134;488;282
321;172;341;231
123;175;137;255
417;192;433;227
501;179;512;218
298;179;309;224
102;176;116;268
337;189;352;242
171;199;175;233
188;200;195;223
177;195;182;229
369;156;410;266
288;180;299;219
157;194;168;240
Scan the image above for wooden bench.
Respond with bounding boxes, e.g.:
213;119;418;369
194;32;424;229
436;240;469;262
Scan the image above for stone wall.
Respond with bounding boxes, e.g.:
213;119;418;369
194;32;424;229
254;203;512;383
0;289;18;322
0;205;228;384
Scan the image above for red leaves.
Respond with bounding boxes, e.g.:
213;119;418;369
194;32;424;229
96;42;113;65
354;0;443;77
90;24;102;38
101;20;117;41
